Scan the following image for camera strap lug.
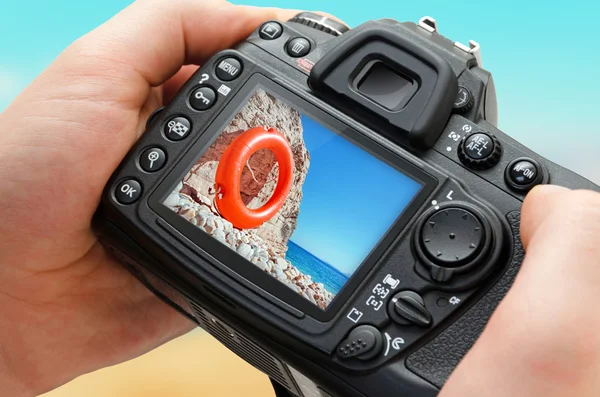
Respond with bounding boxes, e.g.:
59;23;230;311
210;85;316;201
418;16;438;33
454;40;483;67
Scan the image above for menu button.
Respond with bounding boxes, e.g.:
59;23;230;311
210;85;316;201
216;58;242;81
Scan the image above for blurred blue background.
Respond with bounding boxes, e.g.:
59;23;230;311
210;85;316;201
1;0;599;183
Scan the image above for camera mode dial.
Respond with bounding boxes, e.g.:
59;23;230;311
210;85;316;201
289;12;350;37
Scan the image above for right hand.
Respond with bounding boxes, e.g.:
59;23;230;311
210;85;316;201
440;185;600;397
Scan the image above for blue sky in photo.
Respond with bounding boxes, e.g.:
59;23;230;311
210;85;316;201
289;115;422;275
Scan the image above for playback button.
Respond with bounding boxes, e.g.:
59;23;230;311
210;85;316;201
115;179;142;205
259;22;283;40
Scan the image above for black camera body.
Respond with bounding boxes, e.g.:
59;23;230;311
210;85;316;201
94;14;598;397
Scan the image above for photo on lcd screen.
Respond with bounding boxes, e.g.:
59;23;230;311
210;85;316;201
164;88;422;309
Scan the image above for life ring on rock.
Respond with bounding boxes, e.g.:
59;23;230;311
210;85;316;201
215;126;294;229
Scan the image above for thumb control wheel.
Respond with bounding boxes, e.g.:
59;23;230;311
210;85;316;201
413;202;502;284
289;12;350;36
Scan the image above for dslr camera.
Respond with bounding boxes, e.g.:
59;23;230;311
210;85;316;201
94;13;598;397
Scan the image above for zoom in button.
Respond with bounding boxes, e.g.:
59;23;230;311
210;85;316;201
140;148;166;172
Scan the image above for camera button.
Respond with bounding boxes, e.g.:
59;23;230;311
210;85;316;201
259;21;283;40
286;37;311;57
463;133;493;159
189;86;216;111
139;148;166;172
215;58;243;81
337;325;383;361
164;116;192;141
505;158;543;191
115;179;142;205
457;132;502;170
421;208;485;268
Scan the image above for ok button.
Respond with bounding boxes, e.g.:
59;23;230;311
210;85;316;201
115;179;142;204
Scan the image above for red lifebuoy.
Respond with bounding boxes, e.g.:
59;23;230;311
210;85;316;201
215;126;294;229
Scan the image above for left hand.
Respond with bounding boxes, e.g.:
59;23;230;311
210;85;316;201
0;1;297;395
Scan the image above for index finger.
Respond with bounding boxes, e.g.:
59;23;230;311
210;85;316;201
55;0;300;105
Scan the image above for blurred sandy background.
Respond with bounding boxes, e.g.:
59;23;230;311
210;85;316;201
43;330;274;397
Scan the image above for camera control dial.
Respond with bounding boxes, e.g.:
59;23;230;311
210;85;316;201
289;12;350;37
414;203;497;284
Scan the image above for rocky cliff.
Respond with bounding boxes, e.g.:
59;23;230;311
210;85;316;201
164;90;334;308
182;89;310;256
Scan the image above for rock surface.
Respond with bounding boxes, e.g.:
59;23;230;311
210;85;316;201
166;90;334;308
182;89;310;256
165;193;334;309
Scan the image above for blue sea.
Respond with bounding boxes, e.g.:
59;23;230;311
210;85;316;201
285;241;349;295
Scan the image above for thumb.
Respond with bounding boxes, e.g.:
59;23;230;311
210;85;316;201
519;184;571;248
440;186;600;397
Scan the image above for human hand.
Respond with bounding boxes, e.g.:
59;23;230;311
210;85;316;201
0;1;298;395
440;185;600;396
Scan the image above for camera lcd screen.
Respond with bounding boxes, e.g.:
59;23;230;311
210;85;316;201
163;88;423;310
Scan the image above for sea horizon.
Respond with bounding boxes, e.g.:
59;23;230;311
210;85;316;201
285;240;350;296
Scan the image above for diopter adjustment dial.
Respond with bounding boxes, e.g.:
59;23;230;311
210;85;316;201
457;131;503;170
453;86;475;114
289;12;350;36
